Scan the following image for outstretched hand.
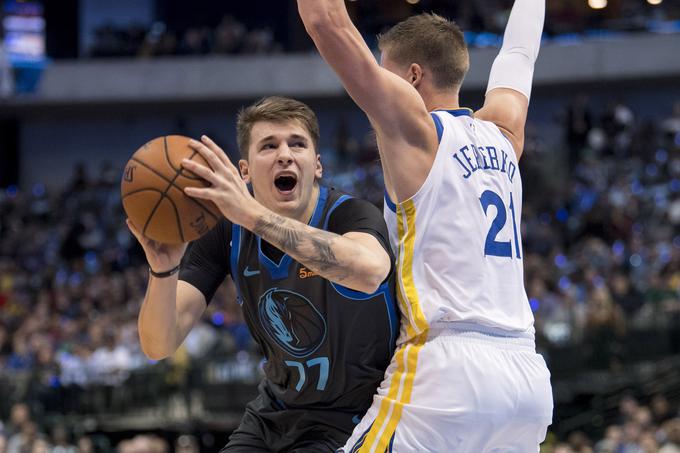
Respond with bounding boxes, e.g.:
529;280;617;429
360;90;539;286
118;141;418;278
182;135;262;229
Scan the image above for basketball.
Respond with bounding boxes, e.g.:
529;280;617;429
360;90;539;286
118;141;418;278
121;135;221;244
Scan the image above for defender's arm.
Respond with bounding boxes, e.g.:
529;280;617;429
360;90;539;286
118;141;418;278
298;0;438;201
476;0;545;159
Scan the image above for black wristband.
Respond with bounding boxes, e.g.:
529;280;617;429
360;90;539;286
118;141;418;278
149;264;181;278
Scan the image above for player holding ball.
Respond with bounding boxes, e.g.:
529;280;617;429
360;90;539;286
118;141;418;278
124;96;398;452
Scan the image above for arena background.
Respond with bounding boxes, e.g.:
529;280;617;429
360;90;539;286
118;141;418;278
0;0;679;452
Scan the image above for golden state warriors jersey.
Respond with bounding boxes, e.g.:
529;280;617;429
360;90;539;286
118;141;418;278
384;109;535;342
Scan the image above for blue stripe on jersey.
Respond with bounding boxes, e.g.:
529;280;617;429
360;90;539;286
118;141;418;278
388;431;396;452
434;107;473;117
431;112;444;144
323;194;353;230
384;191;397;213
257;186;329;280
349;422;374;453
331;281;398;355
230;224;244;305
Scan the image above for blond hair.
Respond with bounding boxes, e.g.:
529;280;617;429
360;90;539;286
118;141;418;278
379;13;469;90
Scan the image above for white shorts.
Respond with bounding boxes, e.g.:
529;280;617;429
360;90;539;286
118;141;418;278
342;326;553;453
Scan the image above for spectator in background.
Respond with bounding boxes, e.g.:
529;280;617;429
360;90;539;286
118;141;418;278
584;285;626;369
565;94;593;171
660;419;680;453
0;22;15;98
174;434;199;453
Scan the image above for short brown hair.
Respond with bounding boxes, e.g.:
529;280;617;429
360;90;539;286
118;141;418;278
236;96;320;159
378;13;469;90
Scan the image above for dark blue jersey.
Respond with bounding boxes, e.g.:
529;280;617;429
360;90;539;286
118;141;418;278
180;186;398;421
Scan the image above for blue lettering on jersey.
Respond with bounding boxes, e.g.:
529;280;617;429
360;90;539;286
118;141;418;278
507;161;517;183
453;152;473;179
453;144;516;183
487;146;500;170
459;146;477;173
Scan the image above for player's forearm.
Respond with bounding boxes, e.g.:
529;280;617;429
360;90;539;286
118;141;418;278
486;0;545;101
251;210;387;294
138;275;182;360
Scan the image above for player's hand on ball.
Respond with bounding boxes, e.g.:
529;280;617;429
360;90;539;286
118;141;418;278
183;135;258;227
126;219;187;273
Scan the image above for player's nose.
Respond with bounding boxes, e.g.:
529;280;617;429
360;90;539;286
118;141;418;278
277;144;294;164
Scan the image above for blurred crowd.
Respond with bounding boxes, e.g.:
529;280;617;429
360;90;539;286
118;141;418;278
523;98;680;370
85;0;680;59
0;401;202;453
88;15;279;58
348;0;680;40
541;394;680;453
0;160;254;433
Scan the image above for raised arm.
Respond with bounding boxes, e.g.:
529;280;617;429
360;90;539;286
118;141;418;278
476;0;545;159
298;0;438;201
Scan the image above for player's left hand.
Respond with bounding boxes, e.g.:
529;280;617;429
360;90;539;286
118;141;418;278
182;135;261;228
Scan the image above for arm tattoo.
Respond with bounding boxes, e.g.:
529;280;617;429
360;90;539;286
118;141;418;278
253;212;352;281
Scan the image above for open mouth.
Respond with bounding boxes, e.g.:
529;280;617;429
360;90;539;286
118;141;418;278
274;175;298;193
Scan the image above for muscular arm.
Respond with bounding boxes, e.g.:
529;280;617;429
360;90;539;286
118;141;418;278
476;0;545;159
250;206;391;294
138;278;207;360
298;0;438;201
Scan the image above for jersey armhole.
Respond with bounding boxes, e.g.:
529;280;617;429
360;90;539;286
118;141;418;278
431;112;444;144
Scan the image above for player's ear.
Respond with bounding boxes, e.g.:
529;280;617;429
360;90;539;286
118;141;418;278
239;159;251;183
314;154;323;180
409;63;423;88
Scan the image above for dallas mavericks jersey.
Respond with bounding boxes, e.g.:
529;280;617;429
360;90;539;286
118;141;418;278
384;109;534;342
232;186;398;412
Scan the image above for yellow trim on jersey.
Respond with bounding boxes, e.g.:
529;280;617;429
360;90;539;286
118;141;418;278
396;199;429;338
358;333;426;453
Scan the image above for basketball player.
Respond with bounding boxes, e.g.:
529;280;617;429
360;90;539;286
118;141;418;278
127;97;399;452
298;0;553;451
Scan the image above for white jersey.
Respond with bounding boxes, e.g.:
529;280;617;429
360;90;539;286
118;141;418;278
384;108;535;342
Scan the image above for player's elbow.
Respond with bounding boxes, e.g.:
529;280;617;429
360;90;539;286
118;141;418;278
140;342;171;361
138;331;175;361
355;260;391;294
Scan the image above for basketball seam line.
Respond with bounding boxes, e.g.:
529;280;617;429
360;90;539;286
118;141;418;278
139;138;174;239
121;188;165;200
140;140;189;242
163;138;189;242
163;136;202;180
129;156;220;222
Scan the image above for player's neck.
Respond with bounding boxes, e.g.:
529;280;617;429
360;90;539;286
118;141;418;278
296;184;320;225
424;91;461;113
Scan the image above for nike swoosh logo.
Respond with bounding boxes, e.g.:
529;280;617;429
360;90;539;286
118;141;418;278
352;415;362;424
243;267;260;277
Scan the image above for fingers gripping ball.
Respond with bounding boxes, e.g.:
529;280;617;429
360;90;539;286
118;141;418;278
121;135;221;244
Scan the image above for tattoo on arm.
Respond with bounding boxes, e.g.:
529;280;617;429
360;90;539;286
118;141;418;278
252;212;351;281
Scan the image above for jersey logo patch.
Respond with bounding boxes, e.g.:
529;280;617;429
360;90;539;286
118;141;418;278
258;288;327;358
243;267;260;277
298;267;317;279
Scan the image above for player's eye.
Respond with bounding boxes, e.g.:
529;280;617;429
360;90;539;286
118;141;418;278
261;143;277;150
291;141;307;148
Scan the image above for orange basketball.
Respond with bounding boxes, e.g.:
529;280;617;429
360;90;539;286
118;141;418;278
121;135;221;244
